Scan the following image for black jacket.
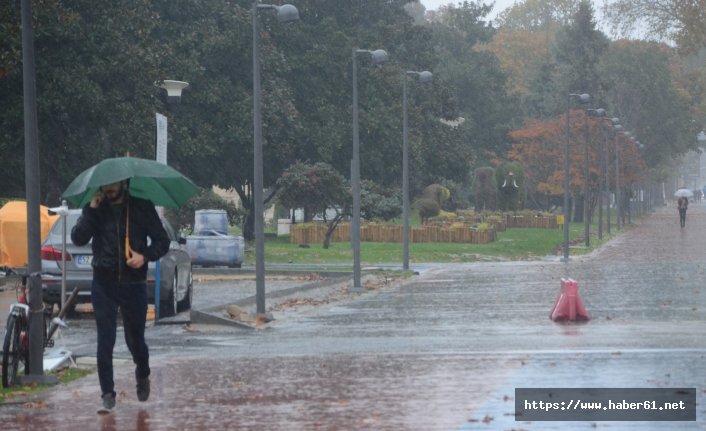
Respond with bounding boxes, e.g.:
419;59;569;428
71;196;170;283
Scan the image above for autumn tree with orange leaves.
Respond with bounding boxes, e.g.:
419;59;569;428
507;109;646;220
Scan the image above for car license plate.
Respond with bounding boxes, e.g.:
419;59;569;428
76;255;93;265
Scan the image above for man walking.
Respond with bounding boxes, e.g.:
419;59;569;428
677;196;689;228
71;179;170;413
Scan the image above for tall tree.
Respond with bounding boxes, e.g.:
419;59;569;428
507;110;605;213
602;0;706;54
426;1;519;169
553;1;609;108
0;0;161;202
0;0;522;243
495;0;581;30
599;40;698;170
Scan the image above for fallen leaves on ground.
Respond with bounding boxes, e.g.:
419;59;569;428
22;400;47;409
271;297;329;311
226;305;257;323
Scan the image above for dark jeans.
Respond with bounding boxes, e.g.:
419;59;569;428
91;276;150;397
679;208;687;227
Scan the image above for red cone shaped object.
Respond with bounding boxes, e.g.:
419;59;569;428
550;278;589;321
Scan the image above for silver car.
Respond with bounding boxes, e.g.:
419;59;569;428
40;209;192;317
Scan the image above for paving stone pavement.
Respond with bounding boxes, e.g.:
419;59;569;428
1;203;705;430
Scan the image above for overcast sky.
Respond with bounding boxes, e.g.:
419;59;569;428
419;0;518;19
419;1;613;30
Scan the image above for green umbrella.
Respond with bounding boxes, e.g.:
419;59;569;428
62;157;200;208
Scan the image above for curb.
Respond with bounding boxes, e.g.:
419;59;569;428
189;273;352;329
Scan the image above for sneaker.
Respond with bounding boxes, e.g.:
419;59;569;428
136;377;150;402
98;392;115;414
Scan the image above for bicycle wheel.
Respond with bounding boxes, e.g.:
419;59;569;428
2;314;21;387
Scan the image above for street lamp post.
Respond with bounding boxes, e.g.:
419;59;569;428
636;142;645;217
155;80;188;320
608;118;619;232
613;122;623;229
252;1;299;318
351;48;388;290
157;80;189;166
593;110;612;239
626;135;638;224
19;0;57;384
582;107;604;247
563;93;590;262
621;131;633;226
402;70;432;271
587;108;606;240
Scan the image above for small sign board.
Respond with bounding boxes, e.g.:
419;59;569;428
556;215;564;225
155;113;168;165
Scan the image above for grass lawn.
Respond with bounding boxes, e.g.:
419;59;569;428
0;367;93;404
252;221;619;265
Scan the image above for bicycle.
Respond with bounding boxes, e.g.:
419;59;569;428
1;267;79;388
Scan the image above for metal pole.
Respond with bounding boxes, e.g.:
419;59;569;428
563;96;571;261
615;132;621;230
583;111;590;247
21;0;51;381
351;48;362;290
61;201;67;310
597;126;604;240
252;1;267;317
402;74;409;271
605;126;611;234
628;182;632;224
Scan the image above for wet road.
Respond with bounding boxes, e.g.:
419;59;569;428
1;204;706;430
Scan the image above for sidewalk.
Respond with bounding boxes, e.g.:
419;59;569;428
1;204;703;430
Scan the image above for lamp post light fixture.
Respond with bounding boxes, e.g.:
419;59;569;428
252;1;299;319
351;48;388;290
159;80;189;103
563;93;590;262
402;70;432;271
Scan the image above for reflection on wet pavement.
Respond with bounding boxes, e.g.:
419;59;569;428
1;205;705;429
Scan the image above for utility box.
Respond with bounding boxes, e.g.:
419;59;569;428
277;218;291;236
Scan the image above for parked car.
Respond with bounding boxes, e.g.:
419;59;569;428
186;233;244;268
40;209;192;317
186;209;244;268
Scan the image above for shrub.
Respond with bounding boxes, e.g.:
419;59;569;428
414;198;440;223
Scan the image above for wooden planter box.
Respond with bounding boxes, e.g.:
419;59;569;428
290;223;496;244
504;214;559;229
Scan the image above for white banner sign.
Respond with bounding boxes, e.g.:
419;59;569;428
155;112;168;165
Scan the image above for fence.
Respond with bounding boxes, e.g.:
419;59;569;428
290;223;496;244
504;214;559;229
289;213;558;245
